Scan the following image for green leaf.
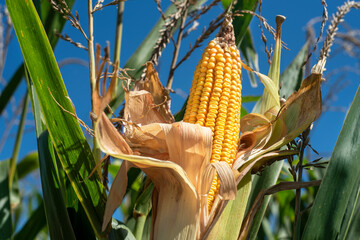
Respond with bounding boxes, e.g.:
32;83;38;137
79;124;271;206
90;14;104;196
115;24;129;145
240;29;259;87
242;95;261;103
0;0;74;116
9;91;29;188
241;106;249;118
16;151;39;180
40;0;75;47
174;97;188;121
133;183;154;239
221;0;233;9
13;201;46;240
233;0;259;46
38;131;76;240
67;200;96;240
246;43;309;239
6;0;106;237
279;43;309;99
258;16;283;115
247;161;283;240
108;219;136;240
302;85;360;239
207;173;252;240
134;183;153;216
346;197;360;239
0;160;12;240
0;66;24;115
110;0;207;111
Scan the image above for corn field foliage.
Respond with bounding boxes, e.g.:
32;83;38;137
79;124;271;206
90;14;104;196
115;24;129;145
1;0;360;239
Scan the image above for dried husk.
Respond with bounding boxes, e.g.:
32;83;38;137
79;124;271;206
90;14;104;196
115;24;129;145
96;62;236;239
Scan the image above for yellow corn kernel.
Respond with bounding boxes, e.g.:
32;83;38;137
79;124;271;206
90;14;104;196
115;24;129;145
183;30;242;211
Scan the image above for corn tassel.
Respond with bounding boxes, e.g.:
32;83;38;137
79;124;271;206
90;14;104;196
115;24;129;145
183;17;242;211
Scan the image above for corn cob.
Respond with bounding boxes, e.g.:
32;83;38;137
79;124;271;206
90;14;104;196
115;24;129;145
183;17;242;211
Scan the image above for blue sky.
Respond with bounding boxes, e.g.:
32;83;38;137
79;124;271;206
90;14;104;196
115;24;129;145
1;0;360;165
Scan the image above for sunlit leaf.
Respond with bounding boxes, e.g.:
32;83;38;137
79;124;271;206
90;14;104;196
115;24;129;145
38;131;76;240
233;0;259;46
16;152;39;180
240;30;259;87
0;0;74;115
279;43;309;99
6;0;106;237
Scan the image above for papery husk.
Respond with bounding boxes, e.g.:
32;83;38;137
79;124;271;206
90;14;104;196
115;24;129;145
102;160;131;232
98;117;202;239
124;90;169;125
133;62;174;123
96;108;237;239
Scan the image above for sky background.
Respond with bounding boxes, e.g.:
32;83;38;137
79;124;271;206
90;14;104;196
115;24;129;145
1;0;359;182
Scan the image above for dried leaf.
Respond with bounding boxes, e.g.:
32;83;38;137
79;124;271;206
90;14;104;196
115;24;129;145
92;62;118;118
161;122;213;192
97;113;133;155
240;113;272;149
134;62;174;123
212;162;236;200
102;161;131;231
124;90;167;125
125;123;169;159
96;113;217;239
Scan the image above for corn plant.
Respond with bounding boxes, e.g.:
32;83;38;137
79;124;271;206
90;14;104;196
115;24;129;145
1;0;360;239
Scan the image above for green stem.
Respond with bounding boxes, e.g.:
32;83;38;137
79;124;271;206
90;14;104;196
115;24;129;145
134;215;147;240
112;1;124;99
9;90;29;189
88;2;105;238
88;0;101;163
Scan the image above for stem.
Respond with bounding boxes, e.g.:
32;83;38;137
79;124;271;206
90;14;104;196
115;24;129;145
88;0;101;163
9;91;29;189
293;129;309;240
166;3;188;90
112;1;124;98
134;215;147;240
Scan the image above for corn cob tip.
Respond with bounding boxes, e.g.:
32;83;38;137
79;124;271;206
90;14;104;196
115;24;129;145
216;14;235;46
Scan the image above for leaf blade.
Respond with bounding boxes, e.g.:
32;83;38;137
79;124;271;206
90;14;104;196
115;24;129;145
0;0;74;115
6;0;106;237
13;201;46;240
302;85;360;239
0;160;11;240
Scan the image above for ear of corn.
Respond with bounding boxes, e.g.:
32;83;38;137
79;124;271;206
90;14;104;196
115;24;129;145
183;18;242;211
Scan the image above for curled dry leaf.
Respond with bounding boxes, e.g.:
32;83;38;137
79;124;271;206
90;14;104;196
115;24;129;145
124;90;168;125
133;62;174;123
